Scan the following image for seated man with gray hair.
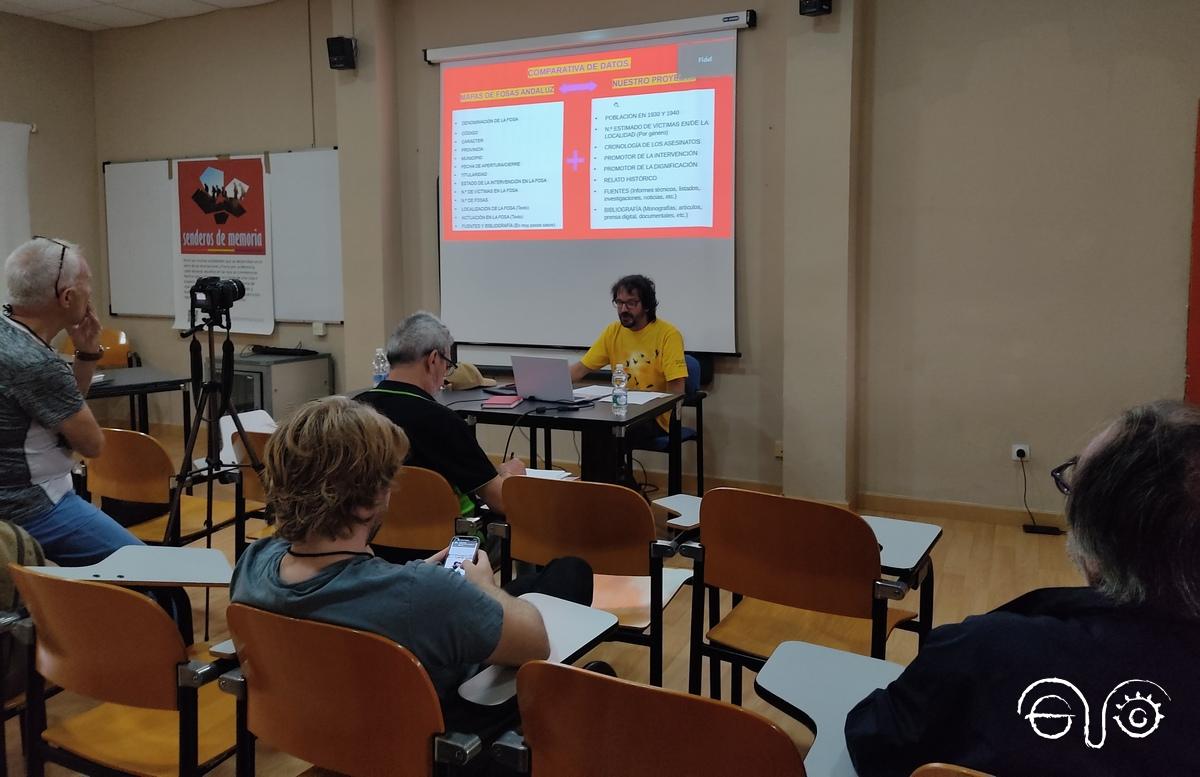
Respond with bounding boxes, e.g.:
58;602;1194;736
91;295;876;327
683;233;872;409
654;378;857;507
1;238;143;565
359;311;525;516
845;400;1200;776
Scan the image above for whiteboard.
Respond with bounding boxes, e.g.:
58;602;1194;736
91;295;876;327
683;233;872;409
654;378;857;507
104;148;343;322
104;160;174;315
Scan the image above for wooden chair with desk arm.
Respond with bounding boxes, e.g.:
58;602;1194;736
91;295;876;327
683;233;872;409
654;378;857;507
490;660;808;776
681;488;917;705
86;428;262;548
488;476;690;687
219;603;498;777
8;565;237;777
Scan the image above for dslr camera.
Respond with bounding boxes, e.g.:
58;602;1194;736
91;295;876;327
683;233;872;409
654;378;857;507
189;276;246;315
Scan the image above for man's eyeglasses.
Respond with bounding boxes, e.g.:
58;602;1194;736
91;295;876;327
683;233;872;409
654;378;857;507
436;351;457;377
612;298;641;310
1051;456;1078;496
33;236;68;297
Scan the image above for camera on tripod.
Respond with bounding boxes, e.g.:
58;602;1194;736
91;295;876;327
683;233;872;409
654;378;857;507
190;276;246;315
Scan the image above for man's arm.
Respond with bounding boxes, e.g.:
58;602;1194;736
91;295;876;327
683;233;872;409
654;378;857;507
844;622;976;776
572;328;611;384
474;457;526;514
666;377;685;395
461;550;550;665
569;361;591;383
58;406;105;458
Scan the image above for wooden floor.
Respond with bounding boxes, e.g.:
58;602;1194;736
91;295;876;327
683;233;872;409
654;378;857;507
9;425;1083;775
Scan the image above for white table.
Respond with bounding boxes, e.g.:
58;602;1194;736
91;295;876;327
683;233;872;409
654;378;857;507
458;593;618;706
654;493;701;531
860;515;943;576
654;497;942;645
755;640;903;777
27;546;233;587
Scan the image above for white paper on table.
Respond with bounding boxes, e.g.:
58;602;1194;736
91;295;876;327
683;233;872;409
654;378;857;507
572;385;613;400
626;391;669;405
522;468;573;480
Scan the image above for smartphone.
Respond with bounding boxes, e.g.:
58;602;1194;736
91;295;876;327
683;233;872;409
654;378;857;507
443;536;480;576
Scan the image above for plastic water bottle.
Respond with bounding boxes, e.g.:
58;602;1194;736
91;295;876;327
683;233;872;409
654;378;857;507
371;348;389;386
612;363;629;416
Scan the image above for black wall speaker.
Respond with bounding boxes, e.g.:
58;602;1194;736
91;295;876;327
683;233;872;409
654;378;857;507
327;36;357;70
799;0;832;16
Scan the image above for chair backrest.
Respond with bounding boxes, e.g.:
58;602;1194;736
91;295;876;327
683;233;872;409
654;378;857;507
684;353;701;395
86;428;175;503
701;488;882;619
226;603;445;777
8;565;187;710
62;329;133;368
230;430;272;503
502;477;655;576
518;661;806;776
911;765;993;777
373;467;460;551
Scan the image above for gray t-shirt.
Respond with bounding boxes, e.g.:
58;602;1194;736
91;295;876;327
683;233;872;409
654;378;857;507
231;538;504;697
0;314;84;525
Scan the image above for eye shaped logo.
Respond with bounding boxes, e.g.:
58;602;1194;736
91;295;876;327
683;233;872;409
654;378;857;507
1018;678;1169;749
1023;694;1076;739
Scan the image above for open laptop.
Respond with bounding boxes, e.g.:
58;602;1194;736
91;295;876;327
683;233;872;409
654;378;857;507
510;355;594;404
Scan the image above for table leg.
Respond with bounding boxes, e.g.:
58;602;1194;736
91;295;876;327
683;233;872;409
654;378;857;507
543;428;553;469
138;392;150;434
668;408;682;495
918;562;934;650
580;427;620;484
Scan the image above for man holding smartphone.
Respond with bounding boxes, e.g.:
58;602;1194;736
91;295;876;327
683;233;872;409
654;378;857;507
231;396;592;703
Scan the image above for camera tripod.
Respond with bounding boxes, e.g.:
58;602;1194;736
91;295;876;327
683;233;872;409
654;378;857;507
169;297;264;637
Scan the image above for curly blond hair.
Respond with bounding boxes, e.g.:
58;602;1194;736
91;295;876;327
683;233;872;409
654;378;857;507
263;396;409;541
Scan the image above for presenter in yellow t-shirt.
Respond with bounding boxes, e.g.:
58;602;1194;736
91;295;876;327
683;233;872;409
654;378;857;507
569;275;688;436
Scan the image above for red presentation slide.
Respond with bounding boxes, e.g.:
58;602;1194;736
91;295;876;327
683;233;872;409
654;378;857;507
441;38;734;242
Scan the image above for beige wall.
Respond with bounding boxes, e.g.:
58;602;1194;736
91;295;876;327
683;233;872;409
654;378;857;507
0;14;100;290
89;0;344;424
6;0;1200;516
858;0;1200;513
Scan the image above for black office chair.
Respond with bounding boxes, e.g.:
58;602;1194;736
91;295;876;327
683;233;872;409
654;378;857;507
632;354;706;495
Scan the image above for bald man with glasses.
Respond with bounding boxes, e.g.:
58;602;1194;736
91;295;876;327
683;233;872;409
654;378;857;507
1;237;143;565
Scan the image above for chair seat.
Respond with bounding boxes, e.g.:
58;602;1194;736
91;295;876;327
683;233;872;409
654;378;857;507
128;495;262;543
42;681;235;777
592;567;692;630
707;597;916;659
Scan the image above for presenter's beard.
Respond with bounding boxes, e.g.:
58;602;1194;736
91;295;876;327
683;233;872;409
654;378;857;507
619;313;635;328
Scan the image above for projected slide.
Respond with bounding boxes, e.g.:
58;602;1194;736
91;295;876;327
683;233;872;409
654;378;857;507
441;38;734;241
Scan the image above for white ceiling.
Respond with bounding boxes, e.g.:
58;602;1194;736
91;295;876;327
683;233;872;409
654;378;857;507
0;0;273;30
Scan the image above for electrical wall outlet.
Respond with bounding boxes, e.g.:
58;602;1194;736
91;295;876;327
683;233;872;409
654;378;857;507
1012;444;1030;461
312;321;327;337
773;440;784;459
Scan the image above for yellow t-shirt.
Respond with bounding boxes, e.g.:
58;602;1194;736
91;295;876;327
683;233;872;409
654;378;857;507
580;318;688;431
